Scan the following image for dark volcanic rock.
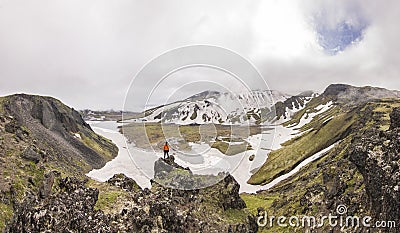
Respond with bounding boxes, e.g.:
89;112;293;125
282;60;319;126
8;177;113;233
154;156;190;177
348;107;400;230
217;174;247;210
39;171;59;198
4;120;29;141
20;146;42;164
323;84;352;96
7;158;257;233
107;173;140;192
389;107;400;129
249;154;255;161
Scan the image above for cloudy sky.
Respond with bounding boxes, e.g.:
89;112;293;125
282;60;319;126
0;0;399;111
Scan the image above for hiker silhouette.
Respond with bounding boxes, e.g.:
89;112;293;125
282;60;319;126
163;142;169;159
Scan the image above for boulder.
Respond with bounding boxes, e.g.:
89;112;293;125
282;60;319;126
20;146;41;164
107;173;140;192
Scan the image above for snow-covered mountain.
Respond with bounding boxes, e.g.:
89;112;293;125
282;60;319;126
130;90;317;125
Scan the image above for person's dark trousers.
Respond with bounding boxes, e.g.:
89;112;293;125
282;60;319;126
164;150;169;159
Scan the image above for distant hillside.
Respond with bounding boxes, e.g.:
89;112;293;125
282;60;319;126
80;109;140;121
126;90;317;125
250;84;400;185
125;85;400;126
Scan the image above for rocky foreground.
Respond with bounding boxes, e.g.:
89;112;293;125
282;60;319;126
0;94;257;232
7;156;257;232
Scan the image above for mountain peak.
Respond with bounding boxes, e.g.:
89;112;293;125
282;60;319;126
186;90;221;101
322;84;354;96
322;84;400;104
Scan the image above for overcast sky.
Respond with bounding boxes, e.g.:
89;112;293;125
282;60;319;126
1;0;399;111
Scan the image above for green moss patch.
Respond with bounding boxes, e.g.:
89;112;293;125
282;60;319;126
240;193;277;216
87;179;131;215
223;208;250;223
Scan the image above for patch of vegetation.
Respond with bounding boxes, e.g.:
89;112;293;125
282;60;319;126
87;179;131;215
0;202;13;231
95;190;128;213
80;130;115;160
0;96;5;114
223;208;250;223
240;194;276;215
249;110;357;185
122;122;261;155
245;100;400;232
369;99;400;130
190;110;197;120
211;140;249;156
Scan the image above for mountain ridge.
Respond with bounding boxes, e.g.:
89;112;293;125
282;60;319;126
125;84;400;126
128;89;312;125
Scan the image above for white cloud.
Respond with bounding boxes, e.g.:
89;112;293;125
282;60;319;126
0;0;399;110
251;0;320;59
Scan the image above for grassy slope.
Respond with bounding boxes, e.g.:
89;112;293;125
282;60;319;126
248;107;357;185
80;129;116;161
242;139;365;232
0;145;46;230
243;99;400;232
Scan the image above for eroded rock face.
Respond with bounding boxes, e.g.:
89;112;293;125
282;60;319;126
1;94;118;171
349;107;400;228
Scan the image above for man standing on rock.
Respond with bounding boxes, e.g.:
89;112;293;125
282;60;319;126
163;142;169;159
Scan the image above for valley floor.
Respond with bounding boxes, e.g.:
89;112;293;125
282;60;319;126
86;120;331;193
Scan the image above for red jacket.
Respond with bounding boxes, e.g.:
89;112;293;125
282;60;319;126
163;145;169;151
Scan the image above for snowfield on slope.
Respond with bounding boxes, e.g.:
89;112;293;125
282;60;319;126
86;99;335;193
135;90;292;125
